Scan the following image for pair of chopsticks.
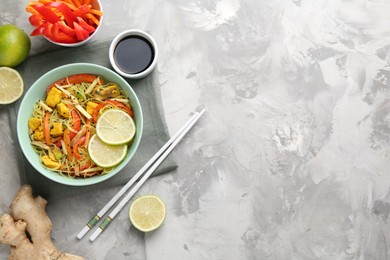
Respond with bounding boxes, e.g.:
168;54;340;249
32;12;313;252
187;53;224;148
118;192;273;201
77;109;206;242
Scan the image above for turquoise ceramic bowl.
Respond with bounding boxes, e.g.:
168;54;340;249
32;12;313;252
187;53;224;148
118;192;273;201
17;63;143;186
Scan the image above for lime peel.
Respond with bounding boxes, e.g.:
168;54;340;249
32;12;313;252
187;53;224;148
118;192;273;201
0;24;31;67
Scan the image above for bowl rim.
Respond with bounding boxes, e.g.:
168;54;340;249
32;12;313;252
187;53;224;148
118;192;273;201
109;29;158;79
17;63;143;186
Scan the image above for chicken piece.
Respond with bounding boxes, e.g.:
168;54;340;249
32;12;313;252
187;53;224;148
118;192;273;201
56;103;70;118
41;155;60;169
86;101;98;115
50;122;63;137
46;87;62;107
28;118;41;131
92;84;120;100
33;126;44;141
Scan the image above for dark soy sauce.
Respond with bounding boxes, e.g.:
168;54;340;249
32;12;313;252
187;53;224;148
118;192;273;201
113;36;154;74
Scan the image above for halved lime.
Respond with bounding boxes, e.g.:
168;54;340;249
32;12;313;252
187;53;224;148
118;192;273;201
96;109;136;145
88;134;127;168
0;67;24;104
129;195;166;232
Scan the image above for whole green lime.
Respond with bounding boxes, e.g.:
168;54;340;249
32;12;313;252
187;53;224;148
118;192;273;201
0;24;31;67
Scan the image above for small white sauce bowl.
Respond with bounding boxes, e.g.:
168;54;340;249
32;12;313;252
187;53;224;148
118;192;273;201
109;29;158;79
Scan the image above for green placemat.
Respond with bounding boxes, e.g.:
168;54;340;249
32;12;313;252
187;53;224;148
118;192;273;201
8;39;177;201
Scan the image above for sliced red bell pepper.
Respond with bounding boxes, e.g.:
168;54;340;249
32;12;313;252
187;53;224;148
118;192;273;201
66;74;102;85
52;30;78;43
57;21;76;36
45;2;78;28
32;4;60;24
76;17;95;33
73;136;86;160
42;22;53;39
92;100;134;122
29;14;44;27
41;22;76;44
46;74;103;95
72;4;89;17
52;21;59;37
73;21;89;41
31;26;44;36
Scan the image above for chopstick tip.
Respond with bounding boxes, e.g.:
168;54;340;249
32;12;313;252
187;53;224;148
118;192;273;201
76;226;91;240
89;228;103;242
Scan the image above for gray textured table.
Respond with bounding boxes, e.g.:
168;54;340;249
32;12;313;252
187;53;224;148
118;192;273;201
1;0;390;259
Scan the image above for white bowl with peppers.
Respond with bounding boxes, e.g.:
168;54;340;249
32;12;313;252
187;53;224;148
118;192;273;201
26;0;103;47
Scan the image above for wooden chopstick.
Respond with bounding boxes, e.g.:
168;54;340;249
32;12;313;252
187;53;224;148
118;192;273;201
76;109;205;240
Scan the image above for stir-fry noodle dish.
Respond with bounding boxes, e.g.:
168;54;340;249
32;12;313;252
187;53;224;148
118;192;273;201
28;73;135;178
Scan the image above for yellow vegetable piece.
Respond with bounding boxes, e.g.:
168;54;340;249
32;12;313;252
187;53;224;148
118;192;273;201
86;101;98;115
46;87;62;107
50;122;63;137
41;155;60;169
56;103;70;118
33;126;44;141
28;117;41;131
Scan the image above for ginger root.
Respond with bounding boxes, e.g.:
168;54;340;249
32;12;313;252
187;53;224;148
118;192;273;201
0;185;83;260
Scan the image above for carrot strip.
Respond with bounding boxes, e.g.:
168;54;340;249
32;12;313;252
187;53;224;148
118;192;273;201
26;5;40;15
69;107;81;140
86;13;99;25
59;0;77;9
89;9;102;16
43;111;51;145
63;129;73;160
61;0;74;4
73;0;82;7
